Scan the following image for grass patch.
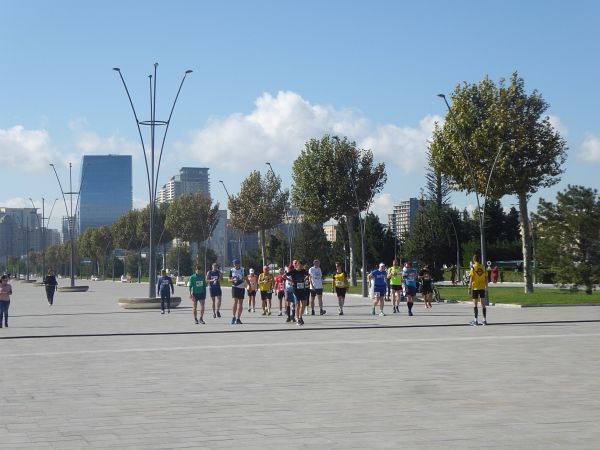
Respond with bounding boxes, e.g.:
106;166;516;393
438;286;600;305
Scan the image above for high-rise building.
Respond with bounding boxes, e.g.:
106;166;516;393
158;167;210;203
79;155;132;234
207;210;228;266
388;198;422;237
323;224;337;242
0;207;43;262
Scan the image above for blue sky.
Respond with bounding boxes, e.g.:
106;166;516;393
1;0;599;229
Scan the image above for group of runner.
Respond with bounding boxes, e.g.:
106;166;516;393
164;254;488;327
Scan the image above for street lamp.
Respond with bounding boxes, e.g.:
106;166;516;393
114;64;192;298
437;93;507;302
219;180;243;266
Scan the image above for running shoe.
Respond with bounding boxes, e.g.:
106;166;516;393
311;309;315;316
408;311;413;316
320;309;326;315
278;311;283;316
195;318;199;324
248;308;251;312
379;311;386;317
216;311;221;318
371;308;376;316
267;310;271;316
261;310;266;316
482;320;487;326
231;318;236;325
338;310;344;316
252;308;256;313
286;315;293;323
213;312;217;319
236;318;243;325
167;309;170;314
469;319;478;326
161;310;165;314
199;319;205;325
298;318;305;326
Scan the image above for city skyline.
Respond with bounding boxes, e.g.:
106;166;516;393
1;1;599;230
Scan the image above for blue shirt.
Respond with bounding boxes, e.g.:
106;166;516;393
403;267;418;287
208;270;221;287
157;275;174;295
370;269;387;287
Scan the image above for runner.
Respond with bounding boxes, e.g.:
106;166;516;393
229;259;246;325
387;259;403;313
275;268;286;316
284;263;296;323
309;259;326;316
246;269;258;313
368;263;387;316
206;263;223;318
286;260;309;326
188;265;207;324
0;274;12;328
156;269;174;314
43;269;58;306
258;266;274;316
468;254;488;326
419;264;434;309
332;262;349;315
402;261;417;316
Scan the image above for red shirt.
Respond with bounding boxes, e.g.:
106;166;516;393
275;275;285;292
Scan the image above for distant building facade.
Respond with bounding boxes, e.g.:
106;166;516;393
158;167;210;203
388;198;422;237
323;224;337;242
79;155;132;234
0;207;45;263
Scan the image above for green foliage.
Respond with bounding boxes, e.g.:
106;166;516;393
292;222;333;273
363;213;396;269
242;249;263;274
111;210;142;251
138;203;173;247
425;147;452;208
166;244;192;276
534;185;600;294
165;193;220;247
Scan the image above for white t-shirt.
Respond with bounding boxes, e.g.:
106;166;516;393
230;267;245;287
309;266;323;289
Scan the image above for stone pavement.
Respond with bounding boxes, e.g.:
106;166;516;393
1;281;599;449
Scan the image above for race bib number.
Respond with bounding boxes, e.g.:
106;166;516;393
336;281;344;287
196;281;204;288
296;282;304;289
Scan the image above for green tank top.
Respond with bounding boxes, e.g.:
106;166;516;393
388;267;402;285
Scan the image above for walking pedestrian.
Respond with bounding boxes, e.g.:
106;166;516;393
387;259;403;313
0;274;12;328
309;259;326;316
419;265;433;309
402;261;417;316
275;268;286;316
286;260;309;326
246;269;258;313
368;263;387;316
43;269;58;306
332;262;349;315
188;266;207;324
229;259;246;324
157;269;174;314
258;266;274;315
207;263;223;318
469;254;488;326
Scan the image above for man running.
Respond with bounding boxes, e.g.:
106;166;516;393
246;269;258;313
207;263;223;318
258;266;274;315
286;260;309;326
332;262;349;315
157;269;174;314
402;261;417;316
468;254;488;326
229;259;245;325
275;268;286;316
368;263;387;316
387;259;403;313
419;264;434;309
309;259;326;316
188;265;207;324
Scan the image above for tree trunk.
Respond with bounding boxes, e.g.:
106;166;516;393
518;192;534;293
259;229;267;268
346;215;357;286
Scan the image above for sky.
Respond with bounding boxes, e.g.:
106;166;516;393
1;0;599;230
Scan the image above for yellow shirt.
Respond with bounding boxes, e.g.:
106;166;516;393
333;271;348;289
388;267;402;285
470;263;487;291
258;273;273;291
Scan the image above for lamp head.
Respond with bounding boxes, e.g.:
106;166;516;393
185;69;193;74
437;93;446;98
112;67;120;72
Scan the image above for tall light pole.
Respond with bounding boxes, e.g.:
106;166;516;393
437;93;507;301
28;197;57;277
220;180;243;266
266;162;294;265
114;64;192;298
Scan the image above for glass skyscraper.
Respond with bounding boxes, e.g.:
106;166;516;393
79;155;132;234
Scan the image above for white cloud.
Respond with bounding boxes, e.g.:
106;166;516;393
69;120;139;157
0;197;33;208
580;134;600;163
548;115;568;136
133;197;149;210
0;126;56;171
370;192;396;224
180;91;441;173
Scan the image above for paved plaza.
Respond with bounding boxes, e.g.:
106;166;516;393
1;281;599;449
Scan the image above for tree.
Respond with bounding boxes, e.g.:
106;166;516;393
165;193;220;266
166;244;192;277
363;213;395;270
425;147;452;208
292;222;333;274
138;203;172;271
533;185;600;294
430;72;568;293
228;170;288;268
292;135;386;285
112;210;142;252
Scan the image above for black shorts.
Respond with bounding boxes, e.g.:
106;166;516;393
247;290;257;297
260;291;273;301
294;289;309;302
422;288;433;295
231;286;245;300
191;292;206;301
277;291;285;300
390;285;402;291
472;289;486;300
335;287;347;298
310;288;323;297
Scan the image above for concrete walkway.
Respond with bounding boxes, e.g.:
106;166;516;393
1;281;599;449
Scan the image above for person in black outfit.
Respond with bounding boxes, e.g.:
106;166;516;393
157;270;175;314
285;260;309;326
43;269;58;306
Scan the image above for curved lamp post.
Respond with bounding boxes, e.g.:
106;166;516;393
113;64;191;299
